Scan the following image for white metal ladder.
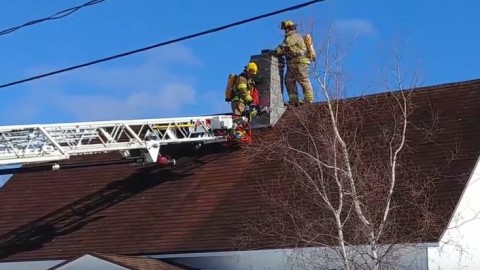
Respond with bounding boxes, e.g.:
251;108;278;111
0;115;239;166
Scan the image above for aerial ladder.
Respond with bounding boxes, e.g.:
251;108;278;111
0;114;252;171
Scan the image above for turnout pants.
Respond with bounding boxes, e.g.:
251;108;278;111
285;62;314;104
231;100;246;116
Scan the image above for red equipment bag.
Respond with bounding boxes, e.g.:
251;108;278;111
251;87;260;106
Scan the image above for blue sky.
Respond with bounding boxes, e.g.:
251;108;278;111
0;0;479;126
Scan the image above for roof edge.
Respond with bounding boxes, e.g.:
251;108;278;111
437;153;480;241
88;252;139;270
309;77;480;106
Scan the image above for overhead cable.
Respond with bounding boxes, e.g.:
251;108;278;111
0;0;106;36
0;0;326;89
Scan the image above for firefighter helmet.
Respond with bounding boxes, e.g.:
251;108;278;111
245;62;258;75
281;20;296;30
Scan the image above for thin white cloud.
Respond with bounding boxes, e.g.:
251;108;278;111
332;19;376;36
2;44;202;123
53;83;196;120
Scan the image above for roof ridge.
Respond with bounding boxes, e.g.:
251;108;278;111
300;77;480;107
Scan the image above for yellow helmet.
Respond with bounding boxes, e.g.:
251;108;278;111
245;61;258;75
281;20;296;30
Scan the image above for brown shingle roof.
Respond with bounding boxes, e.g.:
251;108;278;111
0;78;479;262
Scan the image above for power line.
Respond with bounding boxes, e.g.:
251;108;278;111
0;0;326;89
0;0;106;36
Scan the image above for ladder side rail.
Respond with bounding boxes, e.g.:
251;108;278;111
0;115;223;131
1;129;47;157
0;127;70;165
2;129;224;157
40;120;222;148
0;115;232;166
46;127;98;150
42;124;137;151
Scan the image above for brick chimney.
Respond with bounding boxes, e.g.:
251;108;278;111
249;51;287;129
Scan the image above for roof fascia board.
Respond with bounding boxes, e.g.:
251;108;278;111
438;154;480;240
148;243;439;259
47;253;133;270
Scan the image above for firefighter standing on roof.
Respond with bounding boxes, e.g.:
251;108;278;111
226;62;258;116
273;20;314;105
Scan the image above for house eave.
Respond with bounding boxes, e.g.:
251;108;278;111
147;243;440;259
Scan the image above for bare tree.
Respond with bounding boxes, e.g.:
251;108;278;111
236;25;459;270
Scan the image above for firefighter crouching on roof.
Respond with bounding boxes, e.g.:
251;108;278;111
271;20;314;106
226;62;258;116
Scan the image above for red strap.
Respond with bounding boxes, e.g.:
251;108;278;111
251;87;260;106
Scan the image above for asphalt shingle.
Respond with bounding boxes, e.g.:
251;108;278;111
0;79;479;262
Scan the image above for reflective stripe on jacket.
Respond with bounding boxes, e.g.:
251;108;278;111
232;73;254;103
